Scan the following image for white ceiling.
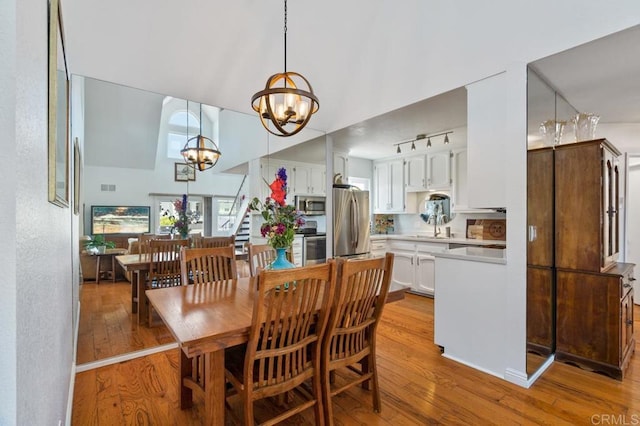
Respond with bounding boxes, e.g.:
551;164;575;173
61;0;640;165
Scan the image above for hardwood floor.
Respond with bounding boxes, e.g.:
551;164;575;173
77;280;176;365
73;294;640;425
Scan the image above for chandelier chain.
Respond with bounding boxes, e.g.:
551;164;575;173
283;0;288;72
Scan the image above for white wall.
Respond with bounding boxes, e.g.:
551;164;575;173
82;165;245;235
0;1;17;423
2;0;74;424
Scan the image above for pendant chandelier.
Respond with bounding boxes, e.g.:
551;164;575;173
251;0;319;137
180;101;221;171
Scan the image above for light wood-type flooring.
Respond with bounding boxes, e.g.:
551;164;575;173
73;289;640;425
77;280;176;365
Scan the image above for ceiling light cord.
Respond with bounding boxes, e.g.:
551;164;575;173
283;0;287;73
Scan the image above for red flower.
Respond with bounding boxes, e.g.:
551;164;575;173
269;178;286;206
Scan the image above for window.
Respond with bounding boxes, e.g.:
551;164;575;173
213;196;237;234
156;195;204;235
348;177;370;191
166;110;199;159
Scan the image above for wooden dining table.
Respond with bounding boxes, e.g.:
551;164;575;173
145;275;408;425
115;253;154;323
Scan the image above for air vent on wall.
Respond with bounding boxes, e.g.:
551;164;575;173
100;184;116;192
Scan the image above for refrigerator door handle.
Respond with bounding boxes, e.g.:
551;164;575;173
349;197;358;249
353;196;359;248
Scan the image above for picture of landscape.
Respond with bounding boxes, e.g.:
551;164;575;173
91;206;151;234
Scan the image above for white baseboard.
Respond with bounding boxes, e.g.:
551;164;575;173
75;342;179;373
65;300;81;426
441;353;504;380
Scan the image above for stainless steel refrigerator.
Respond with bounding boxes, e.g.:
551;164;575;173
333;185;370;257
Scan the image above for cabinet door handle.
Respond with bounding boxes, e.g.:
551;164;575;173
627;319;634;326
623;283;631;288
629;277;636;281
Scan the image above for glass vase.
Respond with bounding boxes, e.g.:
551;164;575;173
573;113;600;142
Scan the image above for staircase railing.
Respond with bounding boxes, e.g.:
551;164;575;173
220;174;250;236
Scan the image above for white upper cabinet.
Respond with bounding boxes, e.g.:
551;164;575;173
426;151;451;190
292;163;326;196
374;159;405;213
466;73;507;208
451;148;469;212
333;151;349;183
260;159;325;200
404;155;427;192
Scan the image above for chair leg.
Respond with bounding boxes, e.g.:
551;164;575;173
312;372;325;426
369;353;381;413
322;367;334;426
243;400;253;426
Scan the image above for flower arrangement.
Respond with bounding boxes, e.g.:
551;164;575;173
249;167;304;248
171;194;190;237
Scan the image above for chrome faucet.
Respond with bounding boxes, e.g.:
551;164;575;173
432;203;442;237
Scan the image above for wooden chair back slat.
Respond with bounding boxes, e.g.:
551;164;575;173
148;239;190;288
195;236;235;249
247;243;276;277
225;262;336;424
321;253;394;424
180;246;237;285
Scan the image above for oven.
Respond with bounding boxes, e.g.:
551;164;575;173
304;234;326;265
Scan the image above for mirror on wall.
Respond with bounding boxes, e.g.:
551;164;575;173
74;76;275;367
526;68;579;377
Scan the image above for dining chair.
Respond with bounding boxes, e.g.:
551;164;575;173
246;243;295;276
320;252;394;425
146;238;190;325
246;243;276;277
178;245;238;397
138;233;172;256
179;245;237;285
224;262;337;425
195;235;235;249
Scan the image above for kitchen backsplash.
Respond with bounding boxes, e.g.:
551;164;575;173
391;211;506;238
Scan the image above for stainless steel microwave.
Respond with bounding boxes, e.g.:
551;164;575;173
294;196;326;216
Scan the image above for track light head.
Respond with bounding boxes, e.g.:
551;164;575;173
427;137;432;148
444;134;450;144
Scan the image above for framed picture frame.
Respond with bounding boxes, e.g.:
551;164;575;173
48;0;70;207
73;138;81;215
175;162;196;182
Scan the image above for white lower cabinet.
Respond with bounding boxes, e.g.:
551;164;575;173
389;241;446;296
390;249;415;289
292;235;304;267
415;253;436;295
370;238;387;258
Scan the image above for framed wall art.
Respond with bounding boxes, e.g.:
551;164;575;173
48;0;70;207
175;162;196;182
73;138;81;215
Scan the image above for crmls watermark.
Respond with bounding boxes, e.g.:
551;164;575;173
591;414;640;425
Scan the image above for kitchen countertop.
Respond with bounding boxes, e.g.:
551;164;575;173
433;246;507;264
370;234;506;247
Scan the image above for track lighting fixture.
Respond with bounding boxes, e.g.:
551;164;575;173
393;131;453;153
